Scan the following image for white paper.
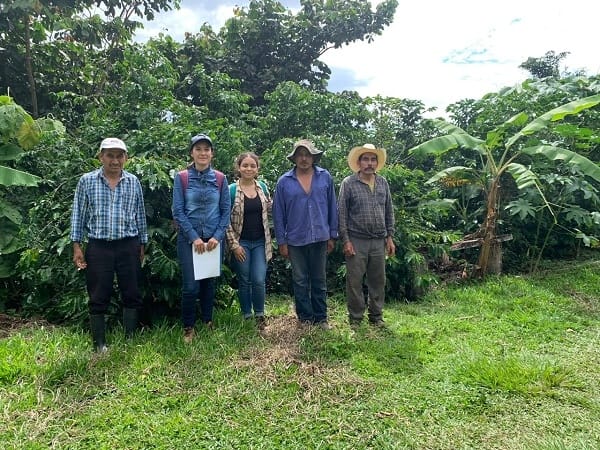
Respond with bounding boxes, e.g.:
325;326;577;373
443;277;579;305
192;242;221;280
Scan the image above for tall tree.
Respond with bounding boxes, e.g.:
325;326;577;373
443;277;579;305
0;0;178;117
179;0;398;105
519;50;570;79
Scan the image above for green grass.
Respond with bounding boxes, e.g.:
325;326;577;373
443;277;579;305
1;261;600;449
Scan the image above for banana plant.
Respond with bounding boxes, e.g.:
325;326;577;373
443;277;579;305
409;94;600;276
0;95;64;276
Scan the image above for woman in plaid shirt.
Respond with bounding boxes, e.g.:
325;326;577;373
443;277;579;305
226;152;272;329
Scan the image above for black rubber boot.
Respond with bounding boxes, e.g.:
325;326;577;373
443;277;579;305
90;314;107;352
123;308;139;339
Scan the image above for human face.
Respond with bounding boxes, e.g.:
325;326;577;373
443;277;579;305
191;141;213;170
238;156;259;181
358;152;378;174
293;147;314;171
99;149;127;177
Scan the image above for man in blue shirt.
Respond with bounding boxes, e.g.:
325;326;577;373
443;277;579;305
273;139;338;329
71;137;148;352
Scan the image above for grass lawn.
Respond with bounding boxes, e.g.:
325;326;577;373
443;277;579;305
1;260;599;449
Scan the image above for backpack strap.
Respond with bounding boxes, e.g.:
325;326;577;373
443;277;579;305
229;182;237;208
214;169;224;191
179;167;224;193
229;180;270;208
178;169;189;192
258;180;270;199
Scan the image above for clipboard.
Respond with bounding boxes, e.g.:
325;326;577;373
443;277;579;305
192;242;221;280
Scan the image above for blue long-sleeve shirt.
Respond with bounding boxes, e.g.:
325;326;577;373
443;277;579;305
172;166;231;243
272;166;338;246
70;168;148;244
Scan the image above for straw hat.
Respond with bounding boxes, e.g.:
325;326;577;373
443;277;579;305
347;144;386;172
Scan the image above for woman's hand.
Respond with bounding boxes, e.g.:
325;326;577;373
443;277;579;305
206;237;219;251
233;246;246;262
193;238;206;254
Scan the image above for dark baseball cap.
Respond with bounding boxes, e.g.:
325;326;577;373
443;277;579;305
189;133;213;150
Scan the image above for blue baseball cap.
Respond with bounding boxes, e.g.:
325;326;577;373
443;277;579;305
189;133;213;150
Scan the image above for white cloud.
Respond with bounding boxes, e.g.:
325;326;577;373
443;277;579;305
321;0;599;113
137;0;599;114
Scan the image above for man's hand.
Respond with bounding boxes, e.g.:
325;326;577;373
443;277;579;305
73;243;87;270
278;243;289;259
386;236;396;257
343;241;356;258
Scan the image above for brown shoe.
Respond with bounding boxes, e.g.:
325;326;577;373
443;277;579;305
204;320;214;331
317;321;332;330
297;320;312;330
183;327;195;343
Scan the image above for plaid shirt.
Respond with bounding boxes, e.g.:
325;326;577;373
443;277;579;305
70;168;148;244
226;180;272;261
338;173;395;243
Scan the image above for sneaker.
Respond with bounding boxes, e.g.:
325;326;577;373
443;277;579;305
183;327;195;343
317;321;331;330
369;319;385;327
204;321;214;331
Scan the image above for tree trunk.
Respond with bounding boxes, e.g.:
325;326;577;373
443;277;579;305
24;14;38;118
486;243;503;274
476;178;501;276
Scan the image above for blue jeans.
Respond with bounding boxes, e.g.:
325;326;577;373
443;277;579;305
177;235;217;327
288;241;328;323
231;239;267;318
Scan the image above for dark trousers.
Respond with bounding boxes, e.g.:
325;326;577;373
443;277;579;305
85;237;143;314
288;241;328;323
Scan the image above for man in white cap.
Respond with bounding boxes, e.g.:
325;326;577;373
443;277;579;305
338;144;395;327
273;139;338;329
70;137;148;352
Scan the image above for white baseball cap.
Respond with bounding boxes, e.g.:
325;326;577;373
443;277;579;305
99;137;127;153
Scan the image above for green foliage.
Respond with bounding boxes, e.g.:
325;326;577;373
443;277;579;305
0;96;65;279
519;50;570;79
2;0;599;328
410;94;600;275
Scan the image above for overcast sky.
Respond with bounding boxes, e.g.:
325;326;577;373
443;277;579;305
135;0;599;114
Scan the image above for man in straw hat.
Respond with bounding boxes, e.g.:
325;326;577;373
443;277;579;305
338;143;395;327
273;139;338;330
71;137;148;352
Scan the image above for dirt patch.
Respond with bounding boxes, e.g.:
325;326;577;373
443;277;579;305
0;313;51;339
234;313;319;375
232;312;373;402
